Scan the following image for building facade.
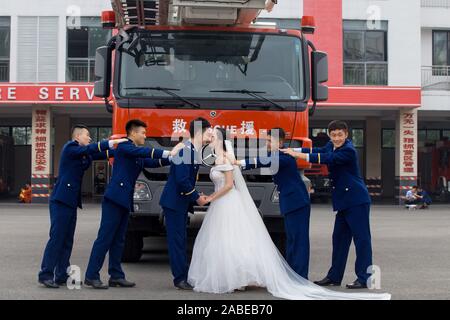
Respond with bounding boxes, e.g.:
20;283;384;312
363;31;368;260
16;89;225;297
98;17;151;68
0;0;449;203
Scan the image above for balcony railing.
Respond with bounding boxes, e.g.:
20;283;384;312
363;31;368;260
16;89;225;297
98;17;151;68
421;0;450;8
66;58;95;82
344;62;388;86
0;59;9;82
422;66;450;90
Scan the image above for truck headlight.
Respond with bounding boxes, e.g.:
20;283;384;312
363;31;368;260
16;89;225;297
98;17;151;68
271;189;280;203
134;181;152;201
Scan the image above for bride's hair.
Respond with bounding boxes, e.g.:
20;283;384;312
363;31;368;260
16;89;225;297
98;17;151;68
214;127;236;164
215;127;228;152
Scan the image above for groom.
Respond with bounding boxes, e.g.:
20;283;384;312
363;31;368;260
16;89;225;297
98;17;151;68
236;128;311;279
160;117;212;290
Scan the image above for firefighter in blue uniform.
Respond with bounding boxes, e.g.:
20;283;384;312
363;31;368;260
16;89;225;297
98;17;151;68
236;128;311;279
84;119;177;289
38;125;125;288
282;120;373;289
159;117;212;290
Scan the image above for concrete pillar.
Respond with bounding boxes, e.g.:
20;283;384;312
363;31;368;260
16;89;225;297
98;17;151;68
53;115;71;178
31;106;53;203
395;108;418;203
366;117;382;199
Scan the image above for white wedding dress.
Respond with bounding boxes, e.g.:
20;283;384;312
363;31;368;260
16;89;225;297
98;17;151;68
187;142;391;300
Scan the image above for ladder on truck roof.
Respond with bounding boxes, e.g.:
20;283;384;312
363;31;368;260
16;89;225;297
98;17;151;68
111;0;160;27
110;0;268;27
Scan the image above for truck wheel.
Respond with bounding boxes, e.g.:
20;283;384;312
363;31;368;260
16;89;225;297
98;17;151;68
271;232;286;257
122;232;143;263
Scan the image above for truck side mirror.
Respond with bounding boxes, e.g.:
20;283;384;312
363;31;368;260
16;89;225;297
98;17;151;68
311;51;328;102
94;46;112;98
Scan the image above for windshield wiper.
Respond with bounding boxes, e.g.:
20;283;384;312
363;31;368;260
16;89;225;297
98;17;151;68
209;89;285;110
124;86;200;108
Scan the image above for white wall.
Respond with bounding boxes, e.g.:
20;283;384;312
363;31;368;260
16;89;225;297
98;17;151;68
421;7;450;29
421;28;433;66
0;0;111;16
343;0;422;87
259;0;303;19
421;92;450;111
0;0;111;82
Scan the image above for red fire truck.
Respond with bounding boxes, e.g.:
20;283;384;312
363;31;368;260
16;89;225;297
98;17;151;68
94;0;328;261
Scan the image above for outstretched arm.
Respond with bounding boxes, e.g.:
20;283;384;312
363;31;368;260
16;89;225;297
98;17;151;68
284;141;333;154
235;154;289;170
91;148;116;161
283;147;354;165
143;157;171;168
120;142;171;159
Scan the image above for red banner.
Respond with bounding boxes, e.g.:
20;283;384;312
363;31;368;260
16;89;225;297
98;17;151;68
0;84;104;104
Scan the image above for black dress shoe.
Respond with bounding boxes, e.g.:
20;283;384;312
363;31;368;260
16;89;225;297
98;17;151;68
346;280;368;289
314;277;341;287
109;278;136;288
56;279;83;287
175;280;194;290
84;278;109;289
55;280;67;286
39;279;59;289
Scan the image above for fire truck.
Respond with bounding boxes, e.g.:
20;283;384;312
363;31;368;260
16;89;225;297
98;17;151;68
94;0;328;262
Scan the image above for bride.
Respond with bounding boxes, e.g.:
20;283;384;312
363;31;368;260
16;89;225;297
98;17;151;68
187;127;391;300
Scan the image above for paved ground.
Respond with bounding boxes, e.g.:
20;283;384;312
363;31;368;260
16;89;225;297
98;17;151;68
0;202;449;300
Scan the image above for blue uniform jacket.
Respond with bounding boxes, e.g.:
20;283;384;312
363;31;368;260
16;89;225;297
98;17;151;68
299;139;371;211
104;138;170;211
50;140;112;209
159;141;200;213
242;151;310;215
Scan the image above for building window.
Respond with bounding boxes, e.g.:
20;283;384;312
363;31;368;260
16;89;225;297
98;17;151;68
351;129;364;147
89;127;112;142
0;126;10;135
432;30;450;76
443;130;450;139
254;18;302;30
382;129;395;148
310;128;330;148
66;17;111;82
311;128;327;137
0;17;10;82
343;20;388;85
419;129;445;145
12;127;32;145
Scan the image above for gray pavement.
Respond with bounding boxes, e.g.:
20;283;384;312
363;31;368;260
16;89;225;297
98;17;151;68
0;202;449;300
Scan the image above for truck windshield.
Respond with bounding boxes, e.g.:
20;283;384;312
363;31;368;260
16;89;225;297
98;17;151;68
118;31;304;103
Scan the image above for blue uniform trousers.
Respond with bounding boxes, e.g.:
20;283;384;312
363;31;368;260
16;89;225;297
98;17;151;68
284;205;311;279
39;200;77;282
85;199;129;280
163;207;189;285
327;203;373;284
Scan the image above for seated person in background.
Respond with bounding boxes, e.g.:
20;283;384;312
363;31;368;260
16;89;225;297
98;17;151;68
19;183;32;203
416;187;432;209
404;186;419;205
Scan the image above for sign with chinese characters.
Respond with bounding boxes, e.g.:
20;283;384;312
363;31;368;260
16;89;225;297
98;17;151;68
172;118;256;135
31;107;52;175
399;109;417;176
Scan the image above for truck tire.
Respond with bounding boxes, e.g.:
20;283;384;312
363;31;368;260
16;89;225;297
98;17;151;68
121;232;143;262
270;232;286;257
